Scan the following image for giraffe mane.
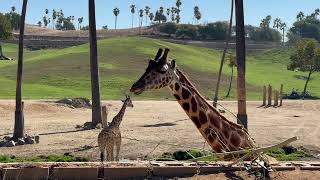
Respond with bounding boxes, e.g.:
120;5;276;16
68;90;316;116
175;67;247;132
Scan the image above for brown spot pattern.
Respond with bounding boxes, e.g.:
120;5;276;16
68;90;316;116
191;116;201;128
174;94;181;100
208;113;221;129
230;133;241;147
199;111;207;125
182;103;190;112
181;88;191;99
175;83;180;91
222;123;230;139
191;97;197;112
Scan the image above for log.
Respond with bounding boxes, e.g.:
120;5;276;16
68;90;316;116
267;85;272;107
279;84;283;106
101;105;108;128
262;86;266;106
274;90;279;107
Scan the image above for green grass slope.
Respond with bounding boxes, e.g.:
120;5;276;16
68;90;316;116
0;37;319;100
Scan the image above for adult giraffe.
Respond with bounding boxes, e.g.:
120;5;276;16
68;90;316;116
130;48;254;153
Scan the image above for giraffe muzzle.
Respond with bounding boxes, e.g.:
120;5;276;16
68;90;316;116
130;82;145;95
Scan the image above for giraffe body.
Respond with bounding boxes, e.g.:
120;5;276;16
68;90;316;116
130;48;255;153
98;95;133;162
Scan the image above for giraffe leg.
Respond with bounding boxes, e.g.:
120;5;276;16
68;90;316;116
115;137;121;161
106;142;112;161
110;142;115;161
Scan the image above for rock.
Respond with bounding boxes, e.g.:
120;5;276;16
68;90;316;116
16;138;25;145
56;98;73;105
96;123;102;129
6;140;15;147
34;135;40;143
3;136;11;141
0;140;6;147
25;136;35;144
75;124;82;129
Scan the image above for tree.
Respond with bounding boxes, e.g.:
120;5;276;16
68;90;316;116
273;18;282;31
0;13;12;39
280;22;287;46
43;16;48;27
113;7;120;29
139;9;144;28
171;7;176;22
144;6;150;26
149;12;154;23
154;10;167;24
5;10;21;30
175;0;182;23
11;6;16;13
37;21;42;27
193;6;201;24
296;11;305;21
176;0;182;9
166;8;170;19
88;0;102;127
78;17;84;30
52;9;57;29
288;39;320;99
14;0;28;140
260;15;272;29
102;25;108;30
225;54;237;98
130;4;136;28
159;7;164;14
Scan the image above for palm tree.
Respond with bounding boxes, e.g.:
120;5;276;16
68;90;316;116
52;9;57;29
45;8;49;15
14;0;28;140
144;6;151;26
235;0;247;128
171;7;176;22
149;12;154;23
194;6;201;24
78;17;83;30
225;54;237;98
176;0;182;9
159;7;164;14
296;11;305;21
113;7;120;29
11;6;16;13
88;0;102;127
280;22;287;46
139;9;144;34
130;5;136;28
273;18;282;31
166;8;170;19
37;21;42;27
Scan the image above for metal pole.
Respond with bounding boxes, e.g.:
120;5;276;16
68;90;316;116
14;0;28;140
89;0;102;127
235;0;247;129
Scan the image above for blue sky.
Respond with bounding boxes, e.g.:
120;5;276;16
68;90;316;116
0;0;319;29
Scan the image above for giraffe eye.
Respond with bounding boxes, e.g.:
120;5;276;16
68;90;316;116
160;64;169;72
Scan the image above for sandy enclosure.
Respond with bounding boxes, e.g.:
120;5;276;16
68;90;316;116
0;100;319;160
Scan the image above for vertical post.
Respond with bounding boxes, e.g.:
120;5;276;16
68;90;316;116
267;84;272;107
274;90;279;107
0;43;3;57
262;85;266;106
14;0;28;140
89;0;102;127
101;105;108;128
213;0;234;107
279;84;283;106
235;0;247;129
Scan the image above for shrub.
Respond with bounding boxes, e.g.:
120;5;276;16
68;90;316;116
158;22;177;35
198;22;229;40
0;13;12;39
175;24;198;39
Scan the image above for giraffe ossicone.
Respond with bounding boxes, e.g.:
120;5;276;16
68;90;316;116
130;48;255;153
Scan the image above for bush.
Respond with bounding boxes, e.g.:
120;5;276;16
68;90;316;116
175;24;198;39
198;22;229;40
249;27;281;42
158;22;177;35
0;13;12;39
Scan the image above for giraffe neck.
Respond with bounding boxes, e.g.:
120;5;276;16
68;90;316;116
109;101;128;128
168;68;254;152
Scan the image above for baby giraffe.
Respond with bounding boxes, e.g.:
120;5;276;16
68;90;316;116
98;95;133;162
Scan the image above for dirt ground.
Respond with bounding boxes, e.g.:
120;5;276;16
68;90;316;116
0;100;320;161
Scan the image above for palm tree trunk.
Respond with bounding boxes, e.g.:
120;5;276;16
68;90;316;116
132;14;134;29
235;0;247;129
282;28;285;47
14;0;28;140
115;16;117;30
213;0;234;107
302;70;312;100
88;0;102;127
226;66;234;98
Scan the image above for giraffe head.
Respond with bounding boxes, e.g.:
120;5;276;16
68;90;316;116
130;48;177;95
122;95;134;107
